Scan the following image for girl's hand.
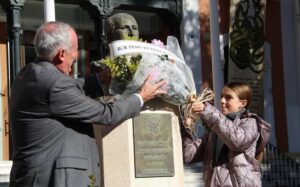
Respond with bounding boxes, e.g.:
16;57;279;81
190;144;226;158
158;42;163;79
191;101;205;113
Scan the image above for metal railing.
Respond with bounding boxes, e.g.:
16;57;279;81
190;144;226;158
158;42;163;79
262;143;300;187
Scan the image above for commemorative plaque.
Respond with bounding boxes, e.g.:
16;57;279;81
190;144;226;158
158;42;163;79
133;113;175;177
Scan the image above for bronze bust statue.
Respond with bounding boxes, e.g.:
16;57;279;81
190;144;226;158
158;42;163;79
90;13;140;95
107;13;139;43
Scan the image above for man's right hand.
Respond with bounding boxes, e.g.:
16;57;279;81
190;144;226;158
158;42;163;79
139;75;167;103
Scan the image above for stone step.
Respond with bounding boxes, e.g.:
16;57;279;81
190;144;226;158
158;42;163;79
184;163;203;173
184;163;204;187
183;162;300;187
0;161;11;183
0;161;12;187
184;174;298;187
184;172;203;182
184;182;205;187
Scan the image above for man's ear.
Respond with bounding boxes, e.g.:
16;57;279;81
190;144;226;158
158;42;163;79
52;49;65;65
57;49;66;62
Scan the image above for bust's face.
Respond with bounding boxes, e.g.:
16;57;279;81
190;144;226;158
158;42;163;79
110;15;139;42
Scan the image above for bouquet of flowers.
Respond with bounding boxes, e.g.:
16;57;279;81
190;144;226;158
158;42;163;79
102;36;197;105
100;36;214;132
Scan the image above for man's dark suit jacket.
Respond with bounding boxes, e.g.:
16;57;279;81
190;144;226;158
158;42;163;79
9;59;141;187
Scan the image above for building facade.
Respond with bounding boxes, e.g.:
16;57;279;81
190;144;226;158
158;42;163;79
0;0;299;164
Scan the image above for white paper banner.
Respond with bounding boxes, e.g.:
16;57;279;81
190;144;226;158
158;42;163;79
109;40;184;64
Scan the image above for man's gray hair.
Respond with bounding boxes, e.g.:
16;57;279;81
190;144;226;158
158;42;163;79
34;22;74;61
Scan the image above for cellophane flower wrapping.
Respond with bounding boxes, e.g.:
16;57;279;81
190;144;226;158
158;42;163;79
109;36;196;106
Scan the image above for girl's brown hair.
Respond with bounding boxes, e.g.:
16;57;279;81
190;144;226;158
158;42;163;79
225;81;252;108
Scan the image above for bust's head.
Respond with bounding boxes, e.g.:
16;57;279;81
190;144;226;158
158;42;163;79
107;13;139;43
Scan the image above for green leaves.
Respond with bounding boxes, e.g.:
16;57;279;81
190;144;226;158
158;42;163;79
88;175;95;187
102;54;142;88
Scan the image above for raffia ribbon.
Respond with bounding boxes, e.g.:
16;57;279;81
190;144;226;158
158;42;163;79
181;88;215;134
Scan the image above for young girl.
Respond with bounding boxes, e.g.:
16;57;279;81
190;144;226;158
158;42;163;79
182;81;271;187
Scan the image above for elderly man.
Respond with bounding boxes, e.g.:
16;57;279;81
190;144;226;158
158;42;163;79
9;21;166;187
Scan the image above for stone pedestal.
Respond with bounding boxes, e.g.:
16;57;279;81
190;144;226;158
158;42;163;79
94;99;184;187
